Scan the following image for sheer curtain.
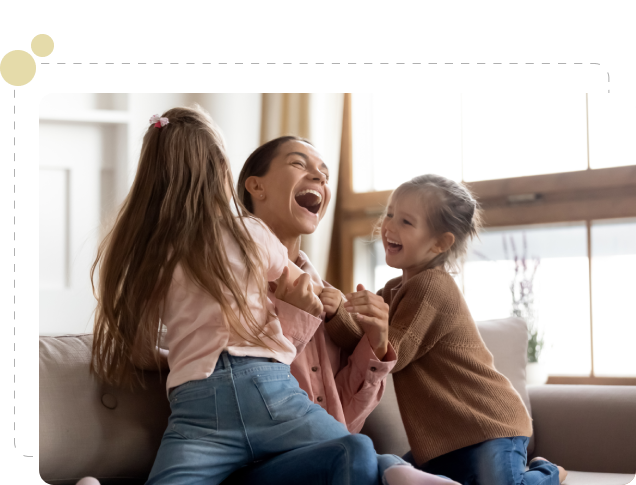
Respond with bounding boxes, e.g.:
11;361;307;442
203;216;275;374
260;93;345;277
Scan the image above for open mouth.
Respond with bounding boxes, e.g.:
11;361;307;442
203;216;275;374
294;189;323;215
386;237;403;254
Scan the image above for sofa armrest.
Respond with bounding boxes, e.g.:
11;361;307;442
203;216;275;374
528;385;636;474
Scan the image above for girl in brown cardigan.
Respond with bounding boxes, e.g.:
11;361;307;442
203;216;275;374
322;175;567;485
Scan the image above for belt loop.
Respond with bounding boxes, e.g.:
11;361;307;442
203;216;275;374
221;351;231;369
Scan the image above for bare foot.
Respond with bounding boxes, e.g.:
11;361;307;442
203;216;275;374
529;457;568;484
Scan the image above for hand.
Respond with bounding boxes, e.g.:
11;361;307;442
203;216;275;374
275;267;324;318
344;284;389;360
319;287;343;320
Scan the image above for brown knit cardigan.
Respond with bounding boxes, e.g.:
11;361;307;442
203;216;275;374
326;267;533;465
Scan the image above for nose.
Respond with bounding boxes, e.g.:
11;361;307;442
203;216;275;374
308;168;327;185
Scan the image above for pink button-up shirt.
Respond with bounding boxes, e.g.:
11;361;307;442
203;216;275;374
274;250;397;433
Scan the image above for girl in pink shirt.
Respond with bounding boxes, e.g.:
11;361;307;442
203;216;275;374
90;109;451;485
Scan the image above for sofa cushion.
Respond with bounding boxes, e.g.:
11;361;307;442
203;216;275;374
39;334;170;485
361;317;534;457
561;471;636;485
477;317;534;453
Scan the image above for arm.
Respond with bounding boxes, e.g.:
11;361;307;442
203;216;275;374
334;334;397;433
324;299;364;354
274;296;322;357
386;295;438;374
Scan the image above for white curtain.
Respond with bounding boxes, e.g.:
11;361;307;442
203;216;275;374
260;93;345;276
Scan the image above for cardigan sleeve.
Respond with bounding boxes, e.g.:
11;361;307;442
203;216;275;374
388;282;440;374
324;286;388;354
324;300;364;354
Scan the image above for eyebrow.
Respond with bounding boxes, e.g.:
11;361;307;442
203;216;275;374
390;205;419;221
286;152;329;172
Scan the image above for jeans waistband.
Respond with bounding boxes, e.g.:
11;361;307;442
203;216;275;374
214;351;278;372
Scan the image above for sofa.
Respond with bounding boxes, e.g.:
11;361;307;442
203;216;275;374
39;318;636;485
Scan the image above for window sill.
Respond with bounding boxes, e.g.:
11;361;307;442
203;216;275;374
547;375;636;386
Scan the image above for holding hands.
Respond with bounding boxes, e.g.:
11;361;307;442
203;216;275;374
343;284;390;360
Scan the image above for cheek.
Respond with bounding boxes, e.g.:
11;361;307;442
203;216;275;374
323;186;332;208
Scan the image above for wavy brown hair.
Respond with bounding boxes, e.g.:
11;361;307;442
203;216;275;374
91;106;273;389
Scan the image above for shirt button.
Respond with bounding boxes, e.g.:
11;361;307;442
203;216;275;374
370;367;377;372
311;366;318;372
317;396;323;402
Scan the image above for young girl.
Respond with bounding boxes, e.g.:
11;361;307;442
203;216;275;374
89;108;455;485
324;174;568;485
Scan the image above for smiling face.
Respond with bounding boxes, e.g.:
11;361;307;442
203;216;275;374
380;191;449;280
247;140;331;239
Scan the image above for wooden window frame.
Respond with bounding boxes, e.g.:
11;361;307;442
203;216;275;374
329;93;636;385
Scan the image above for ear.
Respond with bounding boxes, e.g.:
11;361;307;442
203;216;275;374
432;232;455;254
244;175;265;200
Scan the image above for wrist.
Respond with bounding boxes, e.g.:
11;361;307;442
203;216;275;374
372;343;388;360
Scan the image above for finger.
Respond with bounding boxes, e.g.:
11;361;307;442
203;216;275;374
344;304;376;316
356;283;366;292
346;293;381;307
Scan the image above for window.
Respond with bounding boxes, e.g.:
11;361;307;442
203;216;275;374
331;93;636;383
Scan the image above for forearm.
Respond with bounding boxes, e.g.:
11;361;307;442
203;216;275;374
324;300;365;354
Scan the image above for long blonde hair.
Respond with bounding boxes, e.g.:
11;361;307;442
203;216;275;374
91;106;273;388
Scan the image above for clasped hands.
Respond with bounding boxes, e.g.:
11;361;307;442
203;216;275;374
274;263;389;360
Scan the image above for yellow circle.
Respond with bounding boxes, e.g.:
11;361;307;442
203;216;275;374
31;34;54;57
1;51;36;86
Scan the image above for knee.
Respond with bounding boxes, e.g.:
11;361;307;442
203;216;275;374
337;434;376;460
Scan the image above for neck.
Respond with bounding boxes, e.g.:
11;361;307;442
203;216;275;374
280;234;301;263
402;257;436;282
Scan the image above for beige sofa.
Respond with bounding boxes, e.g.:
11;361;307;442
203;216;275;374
39;318;636;485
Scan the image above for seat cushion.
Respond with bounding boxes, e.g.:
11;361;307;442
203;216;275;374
562;471;636;485
477;317;534;453
361;317;534;456
39;334;170;485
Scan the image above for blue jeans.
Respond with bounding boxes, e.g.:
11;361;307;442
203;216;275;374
404;437;560;485
146;352;404;485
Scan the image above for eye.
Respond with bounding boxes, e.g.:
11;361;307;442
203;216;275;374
403;219;412;226
386;213;393;218
292;160;305;167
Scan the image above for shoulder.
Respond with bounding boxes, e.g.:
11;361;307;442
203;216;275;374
407;268;464;313
239;217;283;247
378;276;403;297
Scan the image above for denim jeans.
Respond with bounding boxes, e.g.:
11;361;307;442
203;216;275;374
403;437;560;485
146;352;403;485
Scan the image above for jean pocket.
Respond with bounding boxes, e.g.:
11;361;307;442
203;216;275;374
253;373;312;421
169;386;218;440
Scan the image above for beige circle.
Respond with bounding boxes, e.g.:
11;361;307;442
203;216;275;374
31;34;54;57
1;51;36;86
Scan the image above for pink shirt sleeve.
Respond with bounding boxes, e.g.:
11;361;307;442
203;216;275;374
334;334;397;433
270;292;322;357
278;287;397;433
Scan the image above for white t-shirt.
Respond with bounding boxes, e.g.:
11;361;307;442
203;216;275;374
162;217;295;392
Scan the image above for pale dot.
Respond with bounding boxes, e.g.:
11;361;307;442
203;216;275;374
1;50;36;86
31;34;54;57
